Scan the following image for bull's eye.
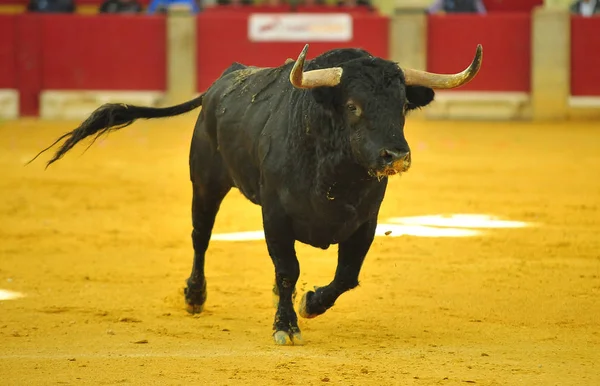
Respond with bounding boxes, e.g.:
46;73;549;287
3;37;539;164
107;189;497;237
346;102;362;117
403;102;412;116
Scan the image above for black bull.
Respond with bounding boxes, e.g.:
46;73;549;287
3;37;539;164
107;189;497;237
29;44;483;345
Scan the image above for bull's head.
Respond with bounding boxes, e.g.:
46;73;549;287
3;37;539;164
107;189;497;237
288;44;483;178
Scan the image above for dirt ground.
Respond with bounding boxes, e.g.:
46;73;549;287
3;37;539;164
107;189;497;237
0;114;599;385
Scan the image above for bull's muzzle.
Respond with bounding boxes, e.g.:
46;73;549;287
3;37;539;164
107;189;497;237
378;149;411;177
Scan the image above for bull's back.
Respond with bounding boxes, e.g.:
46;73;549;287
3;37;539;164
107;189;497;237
202;64;293;205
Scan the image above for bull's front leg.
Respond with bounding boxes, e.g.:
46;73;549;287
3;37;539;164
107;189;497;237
298;218;377;319
262;203;303;346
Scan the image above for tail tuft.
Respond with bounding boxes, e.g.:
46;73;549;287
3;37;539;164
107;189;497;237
26;94;204;168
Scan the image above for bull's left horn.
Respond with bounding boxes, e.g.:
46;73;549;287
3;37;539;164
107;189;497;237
400;44;483;89
289;44;343;89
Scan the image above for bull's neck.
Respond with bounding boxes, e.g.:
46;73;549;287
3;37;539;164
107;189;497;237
306;125;376;192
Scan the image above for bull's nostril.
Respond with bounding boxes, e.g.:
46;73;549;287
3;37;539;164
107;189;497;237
380;149;410;166
380;149;394;163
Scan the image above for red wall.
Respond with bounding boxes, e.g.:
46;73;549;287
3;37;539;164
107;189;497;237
40;15;166;90
483;0;543;13
427;13;531;92
1;14;166;116
1;11;387;116
1;0;541;9
195;11;389;92
16;14;43;116
0;15;17;89
570;16;600;97
1;11;599;117
202;5;374;14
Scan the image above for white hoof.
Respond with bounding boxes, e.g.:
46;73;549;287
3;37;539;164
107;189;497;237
291;332;305;346
273;330;292;345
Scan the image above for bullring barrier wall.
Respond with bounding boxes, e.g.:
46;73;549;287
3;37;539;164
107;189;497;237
0;6;598;120
390;8;600;120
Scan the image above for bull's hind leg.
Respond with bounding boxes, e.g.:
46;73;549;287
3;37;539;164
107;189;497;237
298;219;377;319
184;134;232;313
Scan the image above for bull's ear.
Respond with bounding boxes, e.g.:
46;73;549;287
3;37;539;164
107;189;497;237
405;86;435;111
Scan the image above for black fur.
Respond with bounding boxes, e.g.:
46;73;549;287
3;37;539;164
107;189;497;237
27;95;205;168
29;48;436;344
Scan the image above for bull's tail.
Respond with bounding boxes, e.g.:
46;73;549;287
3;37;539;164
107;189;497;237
27;93;205;169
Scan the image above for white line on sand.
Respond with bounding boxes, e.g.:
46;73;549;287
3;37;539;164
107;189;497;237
210;214;532;241
0;289;25;301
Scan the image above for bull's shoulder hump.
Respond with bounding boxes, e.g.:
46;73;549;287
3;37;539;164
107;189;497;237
232;67;272;81
215;66;292;101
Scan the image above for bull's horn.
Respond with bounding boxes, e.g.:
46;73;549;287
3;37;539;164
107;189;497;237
400;44;483;89
289;44;343;89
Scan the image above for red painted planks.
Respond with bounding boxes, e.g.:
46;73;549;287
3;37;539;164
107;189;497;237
0;15;17;89
15;14;43;116
427;14;531;92
196;12;388;92
483;0;543;13
570;16;600;96
40;14;166;91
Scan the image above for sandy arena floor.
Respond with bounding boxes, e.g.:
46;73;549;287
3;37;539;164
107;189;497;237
0;114;599;385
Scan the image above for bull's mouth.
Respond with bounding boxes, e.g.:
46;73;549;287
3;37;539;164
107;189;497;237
370;159;411;180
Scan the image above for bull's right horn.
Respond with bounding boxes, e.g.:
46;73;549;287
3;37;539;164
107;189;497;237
400;44;483;89
289;44;343;89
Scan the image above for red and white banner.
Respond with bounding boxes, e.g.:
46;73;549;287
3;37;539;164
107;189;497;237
248;13;353;42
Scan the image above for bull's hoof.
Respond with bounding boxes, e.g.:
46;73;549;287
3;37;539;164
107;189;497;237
298;291;319;319
186;303;204;314
184;279;207;314
291;331;304;345
273;330;305;346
